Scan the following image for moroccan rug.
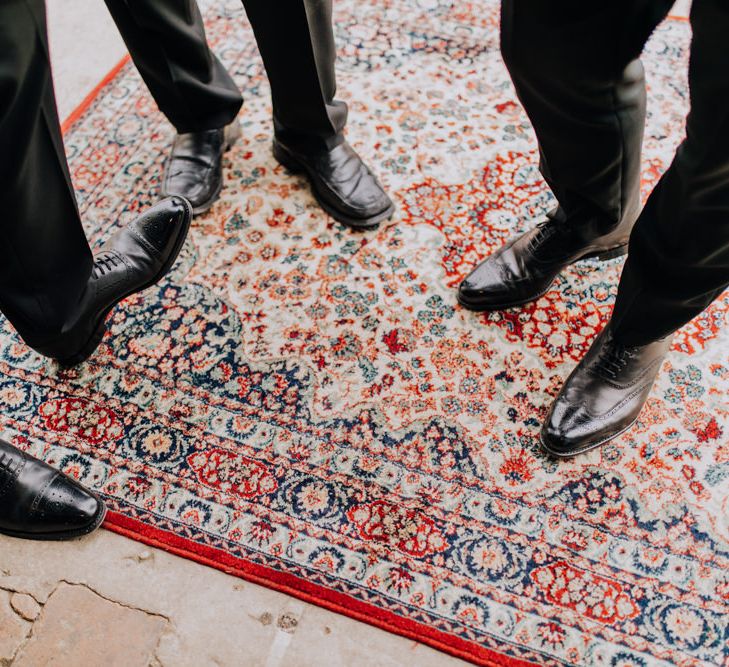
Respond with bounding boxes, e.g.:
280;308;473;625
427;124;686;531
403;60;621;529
2;1;728;664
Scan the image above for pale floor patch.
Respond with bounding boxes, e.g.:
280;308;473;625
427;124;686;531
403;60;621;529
0;531;463;667
1;1;692;665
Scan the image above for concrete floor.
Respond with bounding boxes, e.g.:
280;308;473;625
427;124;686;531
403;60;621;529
45;0;126;122
1;531;462;667
0;1;693;665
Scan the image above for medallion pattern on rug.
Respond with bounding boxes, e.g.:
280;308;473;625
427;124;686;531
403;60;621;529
1;1;728;665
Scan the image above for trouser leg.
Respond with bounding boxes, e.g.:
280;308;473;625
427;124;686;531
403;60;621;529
500;0;672;240
241;0;347;152
103;0;243;133
0;0;92;345
611;0;729;345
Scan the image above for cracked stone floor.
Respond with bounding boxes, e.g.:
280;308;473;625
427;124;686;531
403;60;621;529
1;532;464;666
0;0;691;665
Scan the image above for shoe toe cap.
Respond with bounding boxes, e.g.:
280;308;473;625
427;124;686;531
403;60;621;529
314;143;394;219
36;475;106;536
541;420;583;458
331;167;393;219
457;260;508;306
134;196;192;254
541;402;600;457
350;175;393;216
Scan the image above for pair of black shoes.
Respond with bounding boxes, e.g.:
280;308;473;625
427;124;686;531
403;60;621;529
458;215;672;457
163;122;394;230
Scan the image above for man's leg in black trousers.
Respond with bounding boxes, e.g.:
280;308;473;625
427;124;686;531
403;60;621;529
1;0;193;367
103;0;243;134
612;0;729;345
103;0;244;215
542;1;729;456
241;0;346;153
458;1;673;311
0;0;93;347
0;1;189;542
499;2;675;237
241;0;392;226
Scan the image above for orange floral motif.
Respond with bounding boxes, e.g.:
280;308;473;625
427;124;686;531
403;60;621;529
188;448;278;499
347;500;447;558
498;447;536;486
38;398;123;445
531;562;640;624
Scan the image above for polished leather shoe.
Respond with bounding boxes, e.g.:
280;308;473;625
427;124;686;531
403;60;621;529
162;122;241;215
31;196;192;366
541;323;673;457
457;216;631;311
273;138;394;230
0;439;105;540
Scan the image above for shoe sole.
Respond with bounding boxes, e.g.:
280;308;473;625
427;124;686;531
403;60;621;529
57;197;194;367
539;418;638;459
164;123;242;217
273;141;395;231
457;243;629;312
0;497;108;541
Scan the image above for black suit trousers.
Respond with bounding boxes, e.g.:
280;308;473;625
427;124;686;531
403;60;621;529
104;0;347;151
501;0;729;345
0;0;92;346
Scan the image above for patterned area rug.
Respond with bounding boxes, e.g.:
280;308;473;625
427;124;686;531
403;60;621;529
2;1;728;665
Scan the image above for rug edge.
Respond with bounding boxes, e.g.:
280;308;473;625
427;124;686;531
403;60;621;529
61;54;132;135
104;511;541;667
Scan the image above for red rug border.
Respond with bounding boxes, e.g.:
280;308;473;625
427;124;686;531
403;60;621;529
60;15;692;661
61;54;131;135
104;511;537;667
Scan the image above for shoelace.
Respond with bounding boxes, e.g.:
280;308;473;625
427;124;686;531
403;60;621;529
526;221;559;253
595;342;636;380
0;451;21;488
92;252;121;279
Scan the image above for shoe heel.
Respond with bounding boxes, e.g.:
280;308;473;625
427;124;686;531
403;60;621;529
272;142;304;174
596;243;628;261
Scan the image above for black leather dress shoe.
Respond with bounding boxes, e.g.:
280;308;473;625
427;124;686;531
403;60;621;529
162;122;241;215
457;217;631;311
31;196;192;367
0;439;105;540
541;323;673;457
273;138;394;230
